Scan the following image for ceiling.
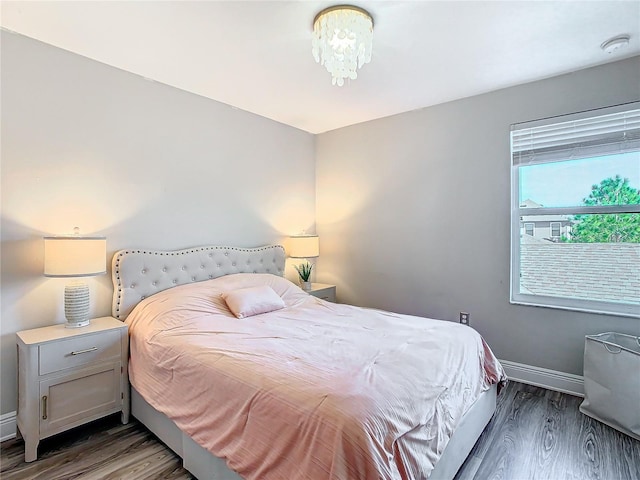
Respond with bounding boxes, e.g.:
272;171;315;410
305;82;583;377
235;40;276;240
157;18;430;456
2;1;639;134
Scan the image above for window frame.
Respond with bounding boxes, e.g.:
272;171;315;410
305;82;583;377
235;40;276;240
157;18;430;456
550;222;561;238
510;103;640;318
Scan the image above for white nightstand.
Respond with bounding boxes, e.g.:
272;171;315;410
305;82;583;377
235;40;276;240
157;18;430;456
16;316;129;462
307;283;337;302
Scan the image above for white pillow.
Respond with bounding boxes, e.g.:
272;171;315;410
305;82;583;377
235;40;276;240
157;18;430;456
222;285;285;319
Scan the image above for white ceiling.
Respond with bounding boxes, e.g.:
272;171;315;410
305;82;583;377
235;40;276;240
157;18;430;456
2;1;639;134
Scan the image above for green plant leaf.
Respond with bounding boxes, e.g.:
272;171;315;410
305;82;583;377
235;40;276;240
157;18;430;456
294;262;313;281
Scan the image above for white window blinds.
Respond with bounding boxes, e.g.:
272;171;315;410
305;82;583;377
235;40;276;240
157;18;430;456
511;102;640;166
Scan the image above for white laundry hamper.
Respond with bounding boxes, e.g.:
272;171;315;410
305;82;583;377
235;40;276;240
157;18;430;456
579;332;640;440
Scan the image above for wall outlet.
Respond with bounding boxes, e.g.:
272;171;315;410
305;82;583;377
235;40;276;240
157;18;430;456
459;312;470;325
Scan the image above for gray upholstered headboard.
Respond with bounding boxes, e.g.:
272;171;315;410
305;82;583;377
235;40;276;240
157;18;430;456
111;245;286;320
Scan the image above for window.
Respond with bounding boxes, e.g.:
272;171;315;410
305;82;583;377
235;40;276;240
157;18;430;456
511;103;640;317
524;223;534;236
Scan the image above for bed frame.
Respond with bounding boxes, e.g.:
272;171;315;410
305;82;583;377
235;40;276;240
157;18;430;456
112;244;497;480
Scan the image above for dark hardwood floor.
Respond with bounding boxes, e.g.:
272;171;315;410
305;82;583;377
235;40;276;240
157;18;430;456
2;381;638;479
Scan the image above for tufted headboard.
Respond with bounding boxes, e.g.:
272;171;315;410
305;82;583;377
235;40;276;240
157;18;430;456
111;245;286;320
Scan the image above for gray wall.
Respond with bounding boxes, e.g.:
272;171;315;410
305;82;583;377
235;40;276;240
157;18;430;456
0;32;316;415
315;56;640;376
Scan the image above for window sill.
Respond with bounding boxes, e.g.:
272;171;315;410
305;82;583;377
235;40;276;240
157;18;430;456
510;295;640;319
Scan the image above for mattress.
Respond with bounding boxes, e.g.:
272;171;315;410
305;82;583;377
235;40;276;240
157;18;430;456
125;273;505;480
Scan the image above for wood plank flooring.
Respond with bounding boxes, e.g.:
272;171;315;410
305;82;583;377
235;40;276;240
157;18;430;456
454;382;640;480
0;418;192;480
2;381;638;479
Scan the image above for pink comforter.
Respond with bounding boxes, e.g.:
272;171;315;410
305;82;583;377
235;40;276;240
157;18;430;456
126;274;505;480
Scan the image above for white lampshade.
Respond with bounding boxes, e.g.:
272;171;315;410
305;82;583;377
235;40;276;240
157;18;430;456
44;235;106;328
289;235;320;258
44;236;106;277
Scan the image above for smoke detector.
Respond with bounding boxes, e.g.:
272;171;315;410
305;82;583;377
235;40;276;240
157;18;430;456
601;35;630;54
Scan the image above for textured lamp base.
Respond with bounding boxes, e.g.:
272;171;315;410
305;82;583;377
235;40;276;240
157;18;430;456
64;281;91;328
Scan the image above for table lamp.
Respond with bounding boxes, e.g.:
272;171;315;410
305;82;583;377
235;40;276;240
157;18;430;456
44;230;107;328
289;235;320;290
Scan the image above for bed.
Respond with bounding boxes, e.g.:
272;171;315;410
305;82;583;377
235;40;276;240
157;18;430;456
112;244;505;480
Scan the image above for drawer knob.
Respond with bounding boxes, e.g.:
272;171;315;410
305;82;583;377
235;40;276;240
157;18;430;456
70;347;98;356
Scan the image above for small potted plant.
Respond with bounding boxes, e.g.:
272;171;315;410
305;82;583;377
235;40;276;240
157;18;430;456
294;262;313;290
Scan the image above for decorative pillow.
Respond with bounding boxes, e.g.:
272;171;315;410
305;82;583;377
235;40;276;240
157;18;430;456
222;285;285;319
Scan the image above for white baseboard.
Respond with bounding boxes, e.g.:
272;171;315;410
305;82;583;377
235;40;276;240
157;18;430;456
0;411;17;442
499;360;584;397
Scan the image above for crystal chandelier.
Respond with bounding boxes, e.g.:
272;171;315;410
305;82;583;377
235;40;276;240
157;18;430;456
312;5;374;86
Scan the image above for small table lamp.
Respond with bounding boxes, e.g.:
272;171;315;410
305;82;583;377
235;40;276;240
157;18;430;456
44;231;107;328
289;235;320;290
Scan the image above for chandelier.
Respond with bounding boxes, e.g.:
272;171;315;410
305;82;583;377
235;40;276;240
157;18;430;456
311;5;374;86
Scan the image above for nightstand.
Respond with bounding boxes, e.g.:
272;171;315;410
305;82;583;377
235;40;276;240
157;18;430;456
16;316;129;462
307;283;337;302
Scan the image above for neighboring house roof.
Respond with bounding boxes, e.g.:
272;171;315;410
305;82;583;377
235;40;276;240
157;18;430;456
521;234;553;244
520;199;542;208
519;199;571;222
520;242;640;304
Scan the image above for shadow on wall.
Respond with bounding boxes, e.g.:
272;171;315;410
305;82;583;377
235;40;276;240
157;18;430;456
1;217;44;285
1;216;77;332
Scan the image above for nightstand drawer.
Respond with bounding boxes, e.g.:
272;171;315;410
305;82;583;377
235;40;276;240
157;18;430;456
39;330;121;375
